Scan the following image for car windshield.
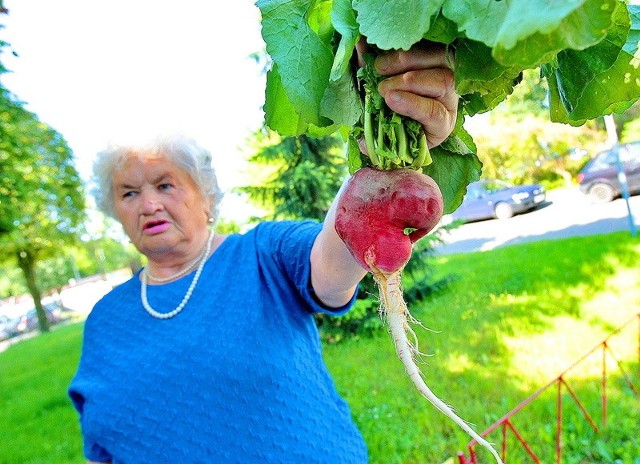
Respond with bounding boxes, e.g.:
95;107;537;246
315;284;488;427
620;143;640;164
589;151;617;170
481;179;512;193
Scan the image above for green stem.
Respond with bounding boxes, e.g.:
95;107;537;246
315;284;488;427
377;109;387;168
377;108;385;149
397;123;410;164
364;97;380;167
410;132;431;169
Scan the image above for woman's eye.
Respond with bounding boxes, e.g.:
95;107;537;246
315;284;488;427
122;191;137;198
159;183;173;191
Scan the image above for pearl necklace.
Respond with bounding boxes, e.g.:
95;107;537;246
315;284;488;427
140;231;214;319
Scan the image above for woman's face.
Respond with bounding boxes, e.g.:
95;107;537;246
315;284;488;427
112;153;211;260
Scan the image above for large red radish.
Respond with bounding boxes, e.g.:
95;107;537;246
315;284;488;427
336;167;503;464
335;167;443;274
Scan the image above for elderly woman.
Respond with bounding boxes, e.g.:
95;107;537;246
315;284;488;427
68;43;458;464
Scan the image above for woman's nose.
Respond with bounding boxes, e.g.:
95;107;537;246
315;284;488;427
141;190;163;214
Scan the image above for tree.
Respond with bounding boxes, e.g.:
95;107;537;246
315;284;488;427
465;67;608;188
214;218;242;235
236;129;347;221
0;87;85;332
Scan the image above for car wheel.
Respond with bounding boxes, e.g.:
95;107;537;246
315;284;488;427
587;183;615;203
494;202;514;219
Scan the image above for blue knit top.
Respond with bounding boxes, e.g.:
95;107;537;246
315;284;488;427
68;221;367;463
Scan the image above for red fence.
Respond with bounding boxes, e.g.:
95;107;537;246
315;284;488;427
457;312;640;464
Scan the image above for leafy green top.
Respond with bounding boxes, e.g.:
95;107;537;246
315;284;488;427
256;0;640;213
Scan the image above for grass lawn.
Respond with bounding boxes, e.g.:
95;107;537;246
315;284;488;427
1;231;639;463
325;231;640;463
0;323;83;463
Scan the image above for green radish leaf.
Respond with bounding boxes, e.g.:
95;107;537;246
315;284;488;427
257;0;334;127
454;39;523;116
322;0;363;127
307;0;335;44
625;4;640;57
330;0;360;81
353;0;444;50
454;39;521;95
492;0;616;67
306;123;346;138
425;148;482;215
423;115;481;214
544;0;640;124
264;65;307;136
423;12;460;44
347;136;364;174
461;81;517;118
321;69;362;128
443;0;615;68
438;115;477;157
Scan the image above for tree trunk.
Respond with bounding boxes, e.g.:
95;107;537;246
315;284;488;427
16;249;49;333
552;167;574;187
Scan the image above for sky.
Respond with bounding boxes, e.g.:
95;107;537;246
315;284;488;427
1;0;267;222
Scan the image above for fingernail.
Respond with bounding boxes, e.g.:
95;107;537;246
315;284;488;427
389;91;401;103
375;55;389;72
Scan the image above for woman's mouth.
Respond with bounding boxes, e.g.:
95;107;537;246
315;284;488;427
143;220;171;235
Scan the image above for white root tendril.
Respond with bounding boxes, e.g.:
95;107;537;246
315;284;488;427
369;264;504;464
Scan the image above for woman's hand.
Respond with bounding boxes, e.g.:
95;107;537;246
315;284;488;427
357;40;458;149
310;41;459;308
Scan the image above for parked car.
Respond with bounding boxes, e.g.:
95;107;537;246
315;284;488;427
0;315;16;341
10;302;64;335
577;141;640;203
442;179;546;223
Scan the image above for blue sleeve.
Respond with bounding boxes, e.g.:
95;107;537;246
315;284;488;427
69;384;113;462
258;220;357;316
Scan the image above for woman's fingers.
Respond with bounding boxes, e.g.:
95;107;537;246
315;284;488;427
355;37;369;67
378;68;458;147
375;42;453;75
375;44;458;148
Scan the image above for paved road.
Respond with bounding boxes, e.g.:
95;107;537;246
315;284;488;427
434;187;640;255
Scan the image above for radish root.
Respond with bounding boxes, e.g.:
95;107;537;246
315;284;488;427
368;258;504;464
